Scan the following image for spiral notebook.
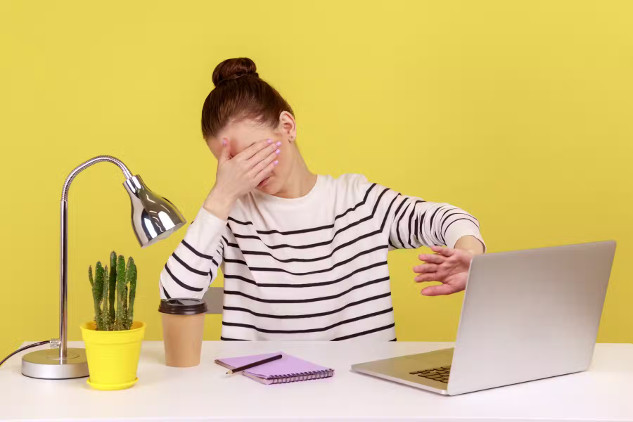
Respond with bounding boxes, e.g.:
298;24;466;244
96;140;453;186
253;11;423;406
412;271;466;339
214;352;335;385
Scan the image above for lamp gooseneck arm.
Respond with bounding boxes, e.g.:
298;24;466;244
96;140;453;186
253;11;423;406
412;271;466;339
61;155;133;201
58;155;133;360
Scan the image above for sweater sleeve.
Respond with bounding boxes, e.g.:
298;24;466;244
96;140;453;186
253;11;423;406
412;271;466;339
357;174;486;252
159;206;228;300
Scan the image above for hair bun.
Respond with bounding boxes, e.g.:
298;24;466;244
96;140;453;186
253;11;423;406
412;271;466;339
212;57;259;87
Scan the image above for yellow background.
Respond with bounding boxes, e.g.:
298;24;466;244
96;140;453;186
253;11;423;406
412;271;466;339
1;0;631;360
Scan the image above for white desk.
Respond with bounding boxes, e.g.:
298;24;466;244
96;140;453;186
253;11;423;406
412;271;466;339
1;341;632;421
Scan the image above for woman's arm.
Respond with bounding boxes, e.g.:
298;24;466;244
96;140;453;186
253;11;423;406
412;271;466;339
354;174;486;252
158;200;229;301
159;137;274;300
355;174;486;295
386;197;485;252
454;235;485;255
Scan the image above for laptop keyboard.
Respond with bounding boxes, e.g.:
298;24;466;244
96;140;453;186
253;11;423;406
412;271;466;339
409;365;451;383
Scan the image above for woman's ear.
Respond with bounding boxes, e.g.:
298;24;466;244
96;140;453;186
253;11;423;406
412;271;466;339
278;111;297;142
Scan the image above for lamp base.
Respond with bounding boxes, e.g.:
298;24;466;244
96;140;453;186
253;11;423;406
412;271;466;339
21;348;89;379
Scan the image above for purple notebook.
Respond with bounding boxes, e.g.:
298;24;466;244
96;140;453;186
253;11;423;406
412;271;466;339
214;352;335;384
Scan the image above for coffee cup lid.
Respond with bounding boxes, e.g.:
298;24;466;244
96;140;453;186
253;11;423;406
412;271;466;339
159;298;208;315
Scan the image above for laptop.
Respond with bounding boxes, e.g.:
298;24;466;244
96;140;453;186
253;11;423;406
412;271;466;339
351;240;617;395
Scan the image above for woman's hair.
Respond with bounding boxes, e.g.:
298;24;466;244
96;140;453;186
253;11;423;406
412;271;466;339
201;57;295;140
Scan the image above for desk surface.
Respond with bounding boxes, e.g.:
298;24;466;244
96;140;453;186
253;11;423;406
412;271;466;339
1;341;632;421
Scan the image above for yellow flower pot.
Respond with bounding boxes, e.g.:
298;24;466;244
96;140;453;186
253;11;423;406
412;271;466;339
80;320;146;390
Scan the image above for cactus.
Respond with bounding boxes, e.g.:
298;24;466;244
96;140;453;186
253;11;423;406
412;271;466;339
88;251;138;331
122;282;128;329
92;262;105;330
88;265;97;325
88;265;95;321
102;266;110;330
108;251;117;327
116;255;127;330
126;257;137;330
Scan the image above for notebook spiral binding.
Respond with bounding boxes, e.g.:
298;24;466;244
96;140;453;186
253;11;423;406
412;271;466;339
268;369;335;384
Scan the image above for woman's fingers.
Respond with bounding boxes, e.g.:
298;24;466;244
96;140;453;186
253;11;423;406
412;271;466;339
414;273;439;282
430;245;455;257
421;284;457;296
417;254;444;264
250;151;279;180
218;138;232;164
413;263;438;274
254;159;278;184
247;140;280;169
235;139;275;162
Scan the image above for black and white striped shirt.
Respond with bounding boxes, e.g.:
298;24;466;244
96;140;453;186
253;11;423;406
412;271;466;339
159;173;486;341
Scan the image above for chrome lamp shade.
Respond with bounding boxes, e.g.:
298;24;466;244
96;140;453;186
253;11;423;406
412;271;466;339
125;175;186;247
21;155;186;380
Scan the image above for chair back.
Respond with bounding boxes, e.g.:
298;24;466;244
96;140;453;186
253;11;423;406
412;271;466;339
203;286;224;314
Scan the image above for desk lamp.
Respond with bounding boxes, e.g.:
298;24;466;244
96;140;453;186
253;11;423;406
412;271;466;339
21;155;186;379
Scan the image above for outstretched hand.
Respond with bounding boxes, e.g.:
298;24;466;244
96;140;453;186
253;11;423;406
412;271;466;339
412;246;474;296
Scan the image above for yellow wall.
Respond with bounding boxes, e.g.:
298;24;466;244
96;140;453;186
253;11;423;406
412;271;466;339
1;0;631;361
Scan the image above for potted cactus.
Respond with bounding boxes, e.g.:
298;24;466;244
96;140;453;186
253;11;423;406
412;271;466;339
79;251;146;390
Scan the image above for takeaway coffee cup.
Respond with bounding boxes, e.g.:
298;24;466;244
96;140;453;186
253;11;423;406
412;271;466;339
158;298;208;367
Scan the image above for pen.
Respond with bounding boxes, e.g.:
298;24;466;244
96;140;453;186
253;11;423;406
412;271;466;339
226;353;283;375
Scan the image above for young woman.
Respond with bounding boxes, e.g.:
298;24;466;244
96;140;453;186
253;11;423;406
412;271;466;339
159;57;486;341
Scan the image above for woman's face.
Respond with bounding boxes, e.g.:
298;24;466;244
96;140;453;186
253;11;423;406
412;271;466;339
206;113;296;195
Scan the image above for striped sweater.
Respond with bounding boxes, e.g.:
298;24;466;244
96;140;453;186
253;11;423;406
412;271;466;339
158;173;486;341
